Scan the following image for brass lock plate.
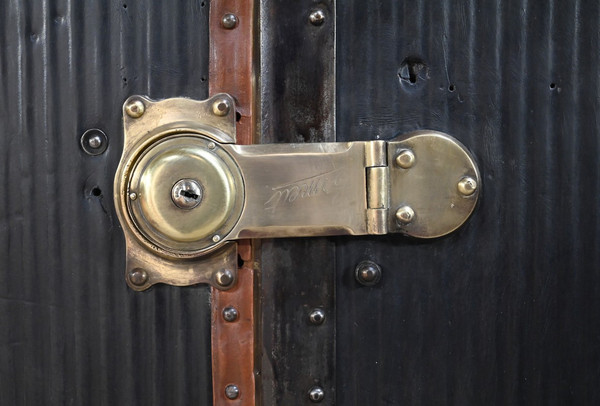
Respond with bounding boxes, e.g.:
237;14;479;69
128;135;244;255
115;95;480;290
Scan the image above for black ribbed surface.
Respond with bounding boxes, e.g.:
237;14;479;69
0;1;212;404
336;1;600;405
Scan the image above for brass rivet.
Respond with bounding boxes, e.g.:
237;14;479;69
395;149;415;169
221;13;238;29
395;205;415;224
216;269;234;287
207;142;216;150
212;98;231;116
128;268;148;286
212;235;221;243
309;9;325;26
457;176;477;196
125;98;145;118
129;192;137;201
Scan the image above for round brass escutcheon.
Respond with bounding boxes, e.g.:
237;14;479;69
126;135;244;254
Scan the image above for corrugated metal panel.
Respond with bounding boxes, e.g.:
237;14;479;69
0;1;212;404
336;1;600;405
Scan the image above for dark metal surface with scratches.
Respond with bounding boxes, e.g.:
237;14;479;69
0;1;212;405
335;1;600;405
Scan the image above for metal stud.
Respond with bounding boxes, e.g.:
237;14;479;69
212;98;231;116
225;384;240;400
80;129;108;155
395;205;415;224
212;235;221;243
221;13;238;29
457;176;477;196
88;135;102;149
309;308;325;325
309;9;325;26
128;268;148;286
222;306;239;322
129;192;138;201
354;260;382;286
308;386;325;402
124;98;145;118
395;149;415;169
216;269;234;287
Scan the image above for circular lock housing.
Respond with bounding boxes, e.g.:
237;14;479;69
126;135;244;255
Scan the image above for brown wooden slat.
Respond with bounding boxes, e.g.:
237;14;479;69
209;0;257;405
208;0;255;146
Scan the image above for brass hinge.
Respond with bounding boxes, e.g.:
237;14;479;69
365;140;389;235
114;95;480;290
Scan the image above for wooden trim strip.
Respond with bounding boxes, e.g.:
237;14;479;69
209;0;257;405
209;0;255;146
211;265;256;405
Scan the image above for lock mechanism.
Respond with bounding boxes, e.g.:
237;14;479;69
115;94;481;290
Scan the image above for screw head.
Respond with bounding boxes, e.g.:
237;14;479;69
222;306;239;322
308;386;325;402
212;98;231;116
355;260;382;286
395;149;415;169
309;308;325;325
125;98;145;118
171;179;203;210
80;128;108;155
457;176;477;196
225;384;240;400
215;269;234;287
221;13;238;29
128;268;148;286
309;9;325;25
395;205;415;224
129;192;137;201
207;142;216;150
212;235;221;243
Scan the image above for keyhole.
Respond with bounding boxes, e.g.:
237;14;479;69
180;189;199;200
171;179;203;209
